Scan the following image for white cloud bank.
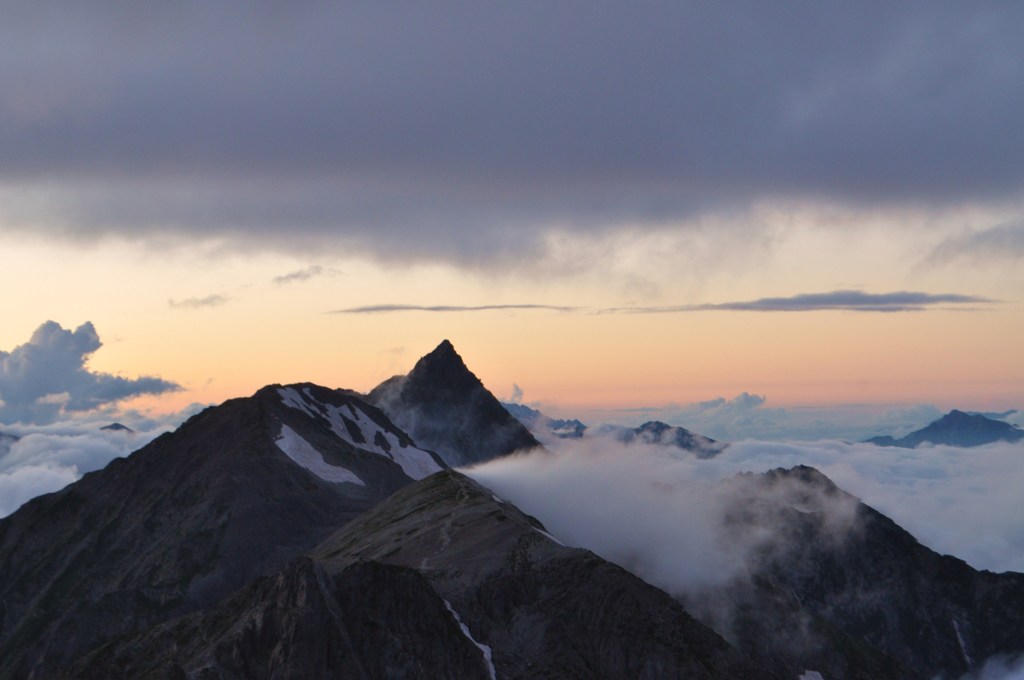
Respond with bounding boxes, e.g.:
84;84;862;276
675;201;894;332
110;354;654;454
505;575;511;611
0;406;206;518
596;395;955;442
466;436;1024;593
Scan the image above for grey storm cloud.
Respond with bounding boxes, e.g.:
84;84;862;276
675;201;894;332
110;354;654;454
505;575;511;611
0;321;180;425
1;2;1023;265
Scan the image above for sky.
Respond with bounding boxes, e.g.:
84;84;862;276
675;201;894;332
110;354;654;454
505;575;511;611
2;1;1023;440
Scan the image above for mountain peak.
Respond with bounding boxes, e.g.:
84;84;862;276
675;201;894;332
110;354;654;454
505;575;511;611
404;339;483;396
433;338;457;355
368;342;542;466
866;408;1024;448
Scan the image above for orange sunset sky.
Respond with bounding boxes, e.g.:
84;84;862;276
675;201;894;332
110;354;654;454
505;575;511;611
1;3;1022;438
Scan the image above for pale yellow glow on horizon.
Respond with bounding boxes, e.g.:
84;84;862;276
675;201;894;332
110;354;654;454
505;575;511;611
2;216;1022;426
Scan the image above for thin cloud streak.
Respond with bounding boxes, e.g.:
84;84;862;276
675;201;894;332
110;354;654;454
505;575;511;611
334;303;579;314
335;290;994;317
273;265;339;285
608;290;997;314
168;294;230;309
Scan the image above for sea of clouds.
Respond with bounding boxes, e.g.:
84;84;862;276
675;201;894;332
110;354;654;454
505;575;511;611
466;436;1024;679
0;408;203;517
467;436;1024;583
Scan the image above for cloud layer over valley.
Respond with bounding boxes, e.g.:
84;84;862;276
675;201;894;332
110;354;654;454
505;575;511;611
466;435;1024;598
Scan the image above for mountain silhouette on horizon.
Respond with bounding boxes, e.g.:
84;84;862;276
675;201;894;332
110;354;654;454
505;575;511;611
865;409;1024;448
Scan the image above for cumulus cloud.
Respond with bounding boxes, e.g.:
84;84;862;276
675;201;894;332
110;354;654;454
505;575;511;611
168;294;230;309
0;3;1022;266
0;321;180;425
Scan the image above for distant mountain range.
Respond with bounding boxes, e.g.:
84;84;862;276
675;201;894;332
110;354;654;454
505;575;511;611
866;409;1024;448
502;402;726;456
1;341;1023;678
501;401;587;439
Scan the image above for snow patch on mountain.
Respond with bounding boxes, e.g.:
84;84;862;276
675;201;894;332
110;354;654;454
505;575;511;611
275;423;364;485
278;387;321;418
322;402;442;480
443;599;496;680
953;618;973;667
277;387;442;480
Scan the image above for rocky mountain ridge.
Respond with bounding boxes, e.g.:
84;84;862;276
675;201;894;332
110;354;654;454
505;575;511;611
0;342;1022;679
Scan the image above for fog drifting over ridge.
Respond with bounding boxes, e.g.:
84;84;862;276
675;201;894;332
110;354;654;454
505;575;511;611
465;436;1024;587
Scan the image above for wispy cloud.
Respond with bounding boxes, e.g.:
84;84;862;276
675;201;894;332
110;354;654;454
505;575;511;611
928;223;1024;264
336;291;994;317
168;294;230;309
334;303;578;314
272;265;339;285
608;290;996;314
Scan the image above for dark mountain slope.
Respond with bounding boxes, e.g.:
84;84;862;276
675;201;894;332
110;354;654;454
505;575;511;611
62;558;496;680
0;383;442;679
866;409;1024;447
369;340;542;466
691;466;1024;679
313;470;773;679
69;470;782;680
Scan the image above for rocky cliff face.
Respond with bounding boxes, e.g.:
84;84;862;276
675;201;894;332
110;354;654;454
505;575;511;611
369;340;542;466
